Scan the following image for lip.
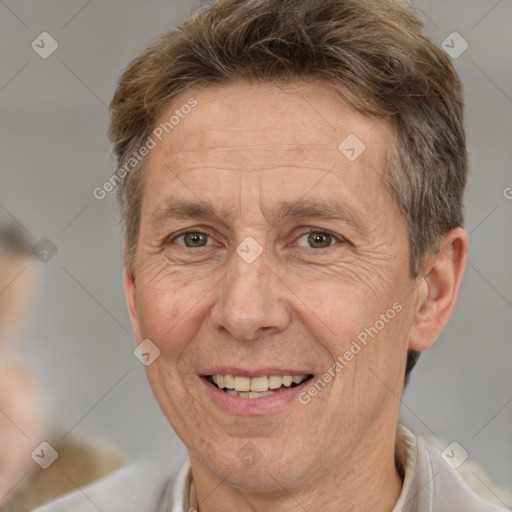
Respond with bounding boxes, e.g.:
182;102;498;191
199;374;314;415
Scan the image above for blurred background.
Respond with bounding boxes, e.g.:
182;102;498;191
1;0;511;506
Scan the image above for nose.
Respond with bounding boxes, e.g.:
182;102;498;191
210;245;291;341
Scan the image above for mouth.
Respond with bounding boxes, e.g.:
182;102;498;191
205;373;314;399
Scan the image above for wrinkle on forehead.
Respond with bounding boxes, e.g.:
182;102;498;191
142;81;398;234
154;81;387;151
160;144;345;174
144;83;392;204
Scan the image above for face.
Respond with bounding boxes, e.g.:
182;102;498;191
125;82;425;492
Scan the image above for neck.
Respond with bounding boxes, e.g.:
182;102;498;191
188;425;405;512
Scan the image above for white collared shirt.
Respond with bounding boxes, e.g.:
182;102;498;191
33;425;508;512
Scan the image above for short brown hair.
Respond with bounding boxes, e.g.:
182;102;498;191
109;0;467;381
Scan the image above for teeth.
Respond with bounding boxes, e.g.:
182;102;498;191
250;376;268;392
268;375;283;389
224;375;235;389
234;376;251;392
249;391;274;398
282;376;293;387
225;389;282;399
211;374;308;393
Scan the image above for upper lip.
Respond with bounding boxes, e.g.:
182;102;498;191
201;368;313;378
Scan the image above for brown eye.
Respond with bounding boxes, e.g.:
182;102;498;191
295;230;344;249
308;232;332;248
174;232;211;248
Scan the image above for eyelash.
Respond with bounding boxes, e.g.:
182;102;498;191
295;229;346;248
168;228;346;249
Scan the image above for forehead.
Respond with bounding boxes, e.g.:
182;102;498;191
142;81;394;221
155;81;388;159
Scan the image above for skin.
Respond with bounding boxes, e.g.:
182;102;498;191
125;81;468;512
0;255;45;504
0;254;36;347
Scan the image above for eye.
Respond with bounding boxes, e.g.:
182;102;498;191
171;231;214;248
295;229;345;249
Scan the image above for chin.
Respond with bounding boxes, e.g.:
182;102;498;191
197;437;315;493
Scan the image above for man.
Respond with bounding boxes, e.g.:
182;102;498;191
34;0;509;510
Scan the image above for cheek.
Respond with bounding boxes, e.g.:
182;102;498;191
135;262;216;359
283;265;402;343
294;273;411;401
340;302;412;416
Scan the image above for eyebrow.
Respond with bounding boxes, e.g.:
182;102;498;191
149;197;366;234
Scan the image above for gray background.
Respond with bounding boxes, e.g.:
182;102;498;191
1;0;511;497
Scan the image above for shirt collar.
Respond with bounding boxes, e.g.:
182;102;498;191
168;458;192;512
168;425;419;512
392;424;419;512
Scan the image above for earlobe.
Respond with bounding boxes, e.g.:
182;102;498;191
123;266;142;342
409;228;468;352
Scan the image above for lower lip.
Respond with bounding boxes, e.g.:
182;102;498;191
200;377;312;415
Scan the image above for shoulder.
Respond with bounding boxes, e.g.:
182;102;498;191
414;434;509;511
31;458;178;512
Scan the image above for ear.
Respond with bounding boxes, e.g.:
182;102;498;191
123;266;142;343
409;227;468;351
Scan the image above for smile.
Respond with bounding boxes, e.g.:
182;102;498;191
206;374;313;398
